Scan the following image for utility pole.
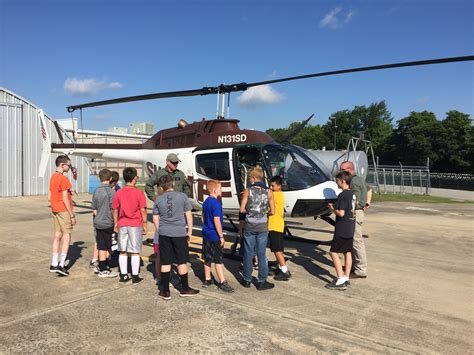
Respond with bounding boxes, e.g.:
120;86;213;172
331;115;337;150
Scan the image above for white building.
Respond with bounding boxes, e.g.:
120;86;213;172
108;126;128;134
0;87;90;197
129;122;154;135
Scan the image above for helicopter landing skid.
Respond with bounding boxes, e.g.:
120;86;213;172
283;226;332;246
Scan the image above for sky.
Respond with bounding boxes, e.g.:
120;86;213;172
1;0;473;133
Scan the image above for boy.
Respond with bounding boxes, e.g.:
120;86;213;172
152;185;163;286
201;180;234;293
91;169;117;278
239;166;275;291
153;175;199;300
112;167;147;285
325;171;356;291
90;170;121;272
268;176;291;281
48;155;76;276
110;171;121;191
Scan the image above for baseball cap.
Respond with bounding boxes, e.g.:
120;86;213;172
166;153;180;163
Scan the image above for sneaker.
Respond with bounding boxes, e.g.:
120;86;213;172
274;270;292;281
180;287;200;297
56;266;69;276
98;269;118;278
202;279;213;288
217;281;234;293
256;281;275;291
325;280;347;291
49;265;58;273
132;275;144;285
345;280;351;287
89;260;98;269
119;274;131;283
158;290;171;300
241;280;251;288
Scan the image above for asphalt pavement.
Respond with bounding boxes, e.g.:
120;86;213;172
0;195;472;353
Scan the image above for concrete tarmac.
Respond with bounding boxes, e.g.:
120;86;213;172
0;195;473;353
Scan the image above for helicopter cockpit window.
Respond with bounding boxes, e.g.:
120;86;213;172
262;145;327;191
196;152;231;181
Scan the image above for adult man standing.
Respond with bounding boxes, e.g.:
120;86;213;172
145;153;191;201
340;161;372;278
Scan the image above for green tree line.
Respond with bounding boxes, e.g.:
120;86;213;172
266;101;473;173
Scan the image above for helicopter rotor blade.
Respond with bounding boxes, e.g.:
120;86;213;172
66;55;473;112
246;55;474;88
277;114;314;144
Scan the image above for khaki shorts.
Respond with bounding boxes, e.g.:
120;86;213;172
52;212;73;234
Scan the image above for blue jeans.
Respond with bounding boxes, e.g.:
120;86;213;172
242;230;268;283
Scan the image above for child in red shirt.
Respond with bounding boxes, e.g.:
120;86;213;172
112;167;147;285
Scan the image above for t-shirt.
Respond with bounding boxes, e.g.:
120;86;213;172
112;186;146;227
49;172;73;213
153;191;192;237
91;184;115;229
202;196;223;242
268;190;284;233
350;175;368;209
334;189;356;239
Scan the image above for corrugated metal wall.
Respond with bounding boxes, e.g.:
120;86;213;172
0;88;90;197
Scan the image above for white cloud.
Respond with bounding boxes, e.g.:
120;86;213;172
267;70;277;78
344;10;354;23
64;77;123;96
319;7;355;29
236;85;284;108
416;96;430;105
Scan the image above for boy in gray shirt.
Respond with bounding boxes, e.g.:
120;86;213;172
153;175;199;300
91;169;117;278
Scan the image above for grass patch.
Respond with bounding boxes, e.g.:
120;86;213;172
372;193;473;204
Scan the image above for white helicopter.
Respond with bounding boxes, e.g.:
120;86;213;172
41;55;473;232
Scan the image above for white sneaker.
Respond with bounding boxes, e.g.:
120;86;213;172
98;269;118;278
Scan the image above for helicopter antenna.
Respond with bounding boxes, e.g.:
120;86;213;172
66;55;474;112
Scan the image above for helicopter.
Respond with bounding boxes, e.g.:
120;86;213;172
40;55;473;228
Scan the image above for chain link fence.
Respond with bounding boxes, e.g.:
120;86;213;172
367;165;431;195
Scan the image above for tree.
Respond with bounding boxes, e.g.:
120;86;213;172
266;122;331;150
322;101;393;152
389;111;441;166
436;110;473;173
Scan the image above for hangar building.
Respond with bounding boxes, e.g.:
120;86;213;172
0;87;90;197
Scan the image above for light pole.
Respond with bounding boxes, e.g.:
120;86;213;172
330;116;337;150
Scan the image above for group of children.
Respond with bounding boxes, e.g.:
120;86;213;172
48;155;357;296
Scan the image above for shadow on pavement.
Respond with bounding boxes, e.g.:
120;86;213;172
66;241;86;270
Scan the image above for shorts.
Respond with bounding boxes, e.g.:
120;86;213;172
52;212;73;234
269;231;284;252
118;226;143;253
95;227;114;251
330;236;353;253
159;235;189;265
202;239;223;264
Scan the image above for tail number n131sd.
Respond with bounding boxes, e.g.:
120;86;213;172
217;134;247;144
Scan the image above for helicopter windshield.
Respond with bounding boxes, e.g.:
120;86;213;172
262;144;328;191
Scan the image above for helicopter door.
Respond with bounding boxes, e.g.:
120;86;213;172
233;146;268;200
192;148;239;211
